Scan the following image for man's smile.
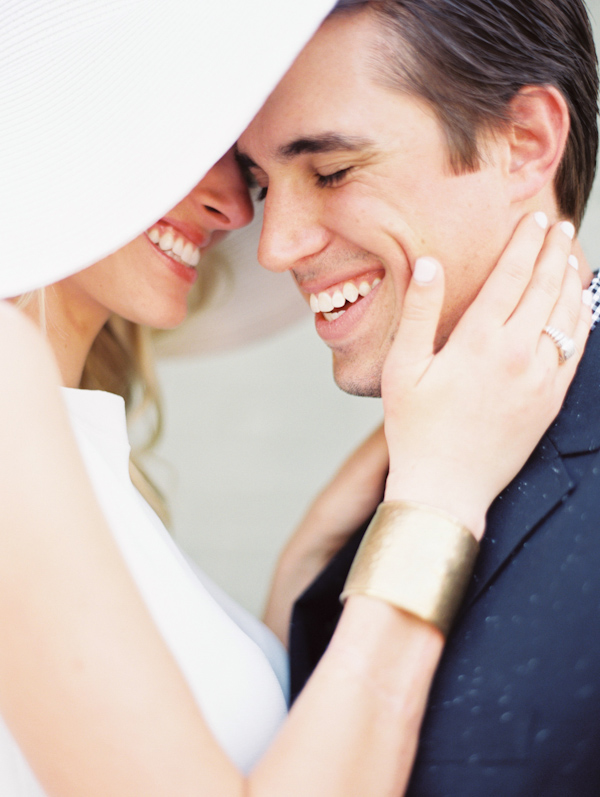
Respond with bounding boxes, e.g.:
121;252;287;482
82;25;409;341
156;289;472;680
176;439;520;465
305;271;384;320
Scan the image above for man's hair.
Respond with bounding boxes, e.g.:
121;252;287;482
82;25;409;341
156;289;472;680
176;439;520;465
333;0;599;227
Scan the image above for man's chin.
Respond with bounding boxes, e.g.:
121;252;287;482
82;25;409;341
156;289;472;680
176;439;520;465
332;357;383;398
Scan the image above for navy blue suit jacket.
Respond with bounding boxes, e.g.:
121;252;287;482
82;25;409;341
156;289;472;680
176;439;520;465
290;329;600;795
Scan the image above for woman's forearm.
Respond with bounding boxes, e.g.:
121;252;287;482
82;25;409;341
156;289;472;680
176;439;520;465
253;597;444;797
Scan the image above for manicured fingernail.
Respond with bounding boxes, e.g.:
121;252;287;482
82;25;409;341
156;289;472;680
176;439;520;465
568;255;579;271
413;257;438;284
559;220;575;240
534;211;548;229
582;289;593;306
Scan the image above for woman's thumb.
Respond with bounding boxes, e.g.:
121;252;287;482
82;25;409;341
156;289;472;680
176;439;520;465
392;256;445;366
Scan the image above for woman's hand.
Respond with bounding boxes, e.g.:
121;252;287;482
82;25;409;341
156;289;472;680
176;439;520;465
264;425;388;644
381;213;591;538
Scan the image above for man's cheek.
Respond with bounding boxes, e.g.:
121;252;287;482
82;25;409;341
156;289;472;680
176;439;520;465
329;202;418;285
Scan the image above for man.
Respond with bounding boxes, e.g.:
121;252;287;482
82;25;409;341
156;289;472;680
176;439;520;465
238;0;600;793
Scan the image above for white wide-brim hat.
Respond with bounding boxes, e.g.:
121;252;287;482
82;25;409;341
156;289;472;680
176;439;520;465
0;0;334;303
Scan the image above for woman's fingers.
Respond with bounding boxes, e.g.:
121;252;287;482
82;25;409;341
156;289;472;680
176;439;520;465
540;281;592;377
571;238;592;275
537;249;583;348
383;257;445;385
501;219;591;374
571;291;594;368
464;212;549;327
510;220;575;337
462;213;583;366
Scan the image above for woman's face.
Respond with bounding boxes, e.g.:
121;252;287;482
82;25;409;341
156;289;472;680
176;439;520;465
60;148;254;331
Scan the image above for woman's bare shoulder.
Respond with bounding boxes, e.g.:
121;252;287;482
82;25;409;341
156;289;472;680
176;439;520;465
0;301;62;394
0;300;68;461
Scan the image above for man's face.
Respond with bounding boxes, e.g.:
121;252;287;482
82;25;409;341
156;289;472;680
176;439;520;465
238;11;518;396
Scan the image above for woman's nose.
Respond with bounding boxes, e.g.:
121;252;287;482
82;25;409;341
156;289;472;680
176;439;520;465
183;148;254;231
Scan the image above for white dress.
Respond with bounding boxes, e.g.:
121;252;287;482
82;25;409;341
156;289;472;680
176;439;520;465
0;388;288;794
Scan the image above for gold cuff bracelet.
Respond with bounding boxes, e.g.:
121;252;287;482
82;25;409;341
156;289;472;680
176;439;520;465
340;501;479;637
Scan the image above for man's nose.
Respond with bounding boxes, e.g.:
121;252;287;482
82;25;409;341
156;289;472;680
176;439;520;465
258;187;328;273
185;148;255;231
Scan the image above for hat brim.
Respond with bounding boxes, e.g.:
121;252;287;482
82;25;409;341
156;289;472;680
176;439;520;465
0;0;334;299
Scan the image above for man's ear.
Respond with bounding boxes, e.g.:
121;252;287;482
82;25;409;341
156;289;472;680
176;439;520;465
506;85;570;203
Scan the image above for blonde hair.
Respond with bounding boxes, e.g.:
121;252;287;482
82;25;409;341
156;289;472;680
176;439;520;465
81;317;169;524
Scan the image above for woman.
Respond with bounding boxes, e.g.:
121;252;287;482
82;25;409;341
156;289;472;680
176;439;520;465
0;1;591;795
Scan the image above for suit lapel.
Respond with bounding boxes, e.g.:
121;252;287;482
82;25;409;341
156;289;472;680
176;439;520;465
462;436;572;609
462;328;600;611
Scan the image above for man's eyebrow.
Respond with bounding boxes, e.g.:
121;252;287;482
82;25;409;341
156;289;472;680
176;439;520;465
234;134;375;171
278;134;374;159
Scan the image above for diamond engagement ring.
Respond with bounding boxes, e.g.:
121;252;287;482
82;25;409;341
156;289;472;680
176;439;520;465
543;325;576;364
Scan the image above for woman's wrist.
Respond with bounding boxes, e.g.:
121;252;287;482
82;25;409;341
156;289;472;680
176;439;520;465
384;470;487;542
341;501;480;637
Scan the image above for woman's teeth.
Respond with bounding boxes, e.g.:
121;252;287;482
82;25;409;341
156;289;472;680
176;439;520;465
147;226;201;268
310;277;381;321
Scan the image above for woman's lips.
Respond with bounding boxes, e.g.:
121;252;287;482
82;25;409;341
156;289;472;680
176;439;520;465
147;224;202;267
144;224;200;285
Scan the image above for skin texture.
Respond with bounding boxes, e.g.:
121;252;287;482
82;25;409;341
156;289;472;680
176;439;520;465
238;10;581;397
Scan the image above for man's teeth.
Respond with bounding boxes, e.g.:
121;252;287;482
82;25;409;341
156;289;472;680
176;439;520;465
147;226;201;268
344;282;359;303
310;276;382;317
332;289;345;308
